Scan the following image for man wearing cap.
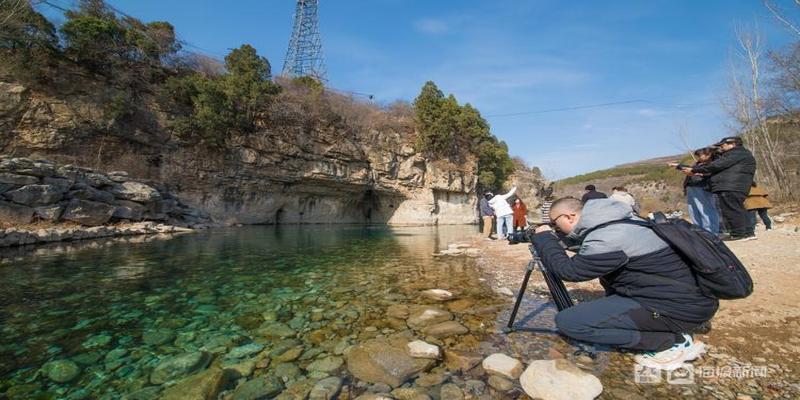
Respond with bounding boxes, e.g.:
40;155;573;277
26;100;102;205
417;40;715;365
479;192;495;239
581;184;608;203
682;136;756;241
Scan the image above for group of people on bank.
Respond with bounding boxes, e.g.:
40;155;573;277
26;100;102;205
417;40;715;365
673;136;771;240
477;135;769;372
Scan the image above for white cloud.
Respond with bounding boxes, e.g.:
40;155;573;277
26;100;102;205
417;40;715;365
414;18;449;34
637;108;663;117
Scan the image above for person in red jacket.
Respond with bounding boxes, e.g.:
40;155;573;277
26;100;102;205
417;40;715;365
512;198;528;230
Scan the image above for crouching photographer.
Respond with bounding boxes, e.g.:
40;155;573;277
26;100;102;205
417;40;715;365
531;197;718;370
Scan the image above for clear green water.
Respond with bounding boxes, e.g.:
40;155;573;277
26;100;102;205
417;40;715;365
0;225;504;399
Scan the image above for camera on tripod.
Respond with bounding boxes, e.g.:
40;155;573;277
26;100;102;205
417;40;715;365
506;223;553;245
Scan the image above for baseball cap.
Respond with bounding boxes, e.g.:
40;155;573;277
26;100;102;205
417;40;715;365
714;136;743;146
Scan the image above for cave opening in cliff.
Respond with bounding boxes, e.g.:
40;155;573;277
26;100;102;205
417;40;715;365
275;208;284;224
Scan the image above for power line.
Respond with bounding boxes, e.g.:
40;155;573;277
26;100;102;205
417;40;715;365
484;98;718;118
485;99;651;117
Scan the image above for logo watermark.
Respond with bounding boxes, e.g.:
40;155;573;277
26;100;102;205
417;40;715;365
635;363;767;384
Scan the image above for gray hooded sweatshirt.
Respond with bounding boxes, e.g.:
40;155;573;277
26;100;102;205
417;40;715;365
533;199;718;323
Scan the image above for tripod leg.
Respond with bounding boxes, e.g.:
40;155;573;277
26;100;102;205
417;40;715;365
504;260;535;332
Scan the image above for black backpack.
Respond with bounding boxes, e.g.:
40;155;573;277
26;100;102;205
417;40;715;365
586;213;753;300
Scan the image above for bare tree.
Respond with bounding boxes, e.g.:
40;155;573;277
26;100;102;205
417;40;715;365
725;26;794;199
763;0;800;37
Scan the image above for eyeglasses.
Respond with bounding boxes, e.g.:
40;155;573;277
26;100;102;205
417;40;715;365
551;213;574;224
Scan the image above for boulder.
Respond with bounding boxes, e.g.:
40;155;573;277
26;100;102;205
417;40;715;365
69;185;116;204
61;199;115;226
406;307;453;329
0;200;34;225
346;338;435;388
308;377;343;400
519;359;603;400
482;353;523;379
150;351;210;384
43;176;73;192
34;205;63;221
84;173;113;187
422;321;469;338
232;376;284;400
110;181;162;203
160;367;227;400
0;172;38;186
4;184;63;206
113;200;147;220
407;340;440;359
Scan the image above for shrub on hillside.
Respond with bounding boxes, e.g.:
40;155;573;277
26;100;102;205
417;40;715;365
413;81;513;188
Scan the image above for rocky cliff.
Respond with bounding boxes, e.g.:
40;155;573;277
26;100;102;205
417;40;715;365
0;82;479;226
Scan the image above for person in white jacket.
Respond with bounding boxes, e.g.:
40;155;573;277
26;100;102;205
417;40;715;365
488;186;516;239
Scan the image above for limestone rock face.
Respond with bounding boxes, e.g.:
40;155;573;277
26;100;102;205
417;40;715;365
0;155;210;232
0;82;550;226
519;359;603;400
346;338;435;388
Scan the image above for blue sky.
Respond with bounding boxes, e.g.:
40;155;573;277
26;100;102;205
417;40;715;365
44;1;800;179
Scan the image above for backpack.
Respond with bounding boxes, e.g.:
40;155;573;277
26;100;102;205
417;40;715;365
584;212;753;300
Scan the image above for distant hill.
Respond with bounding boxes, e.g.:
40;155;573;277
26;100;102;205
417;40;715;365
554;153;693;215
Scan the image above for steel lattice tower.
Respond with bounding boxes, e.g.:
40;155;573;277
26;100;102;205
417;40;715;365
282;0;326;81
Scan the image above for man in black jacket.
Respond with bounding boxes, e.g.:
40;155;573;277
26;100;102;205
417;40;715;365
580;184;607;203
682;136;756;241
532;197;717;370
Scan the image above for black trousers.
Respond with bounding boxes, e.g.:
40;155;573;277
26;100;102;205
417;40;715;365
748;208;772;230
555;295;703;352
716;191;752;237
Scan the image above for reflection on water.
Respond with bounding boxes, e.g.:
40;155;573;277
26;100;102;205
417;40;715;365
0;225;503;399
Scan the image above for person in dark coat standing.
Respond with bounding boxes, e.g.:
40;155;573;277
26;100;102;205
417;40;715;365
581;184;607;203
683;136;756;241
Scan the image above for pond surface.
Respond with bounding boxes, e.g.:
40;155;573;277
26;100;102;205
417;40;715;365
0;225;510;399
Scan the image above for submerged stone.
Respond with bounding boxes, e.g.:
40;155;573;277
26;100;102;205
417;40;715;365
232;376;284;400
305;356;343;373
227;343;265;360
142;328;175;346
160;367;227;400
346;338;435;388
42;359;81;383
309;376;343;400
150;351;210;384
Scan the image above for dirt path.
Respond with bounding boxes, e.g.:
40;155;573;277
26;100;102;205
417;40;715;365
467;221;800;399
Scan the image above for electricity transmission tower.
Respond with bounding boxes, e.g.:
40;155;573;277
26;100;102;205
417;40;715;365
282;0;326;81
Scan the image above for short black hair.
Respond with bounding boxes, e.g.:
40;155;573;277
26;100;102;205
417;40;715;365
584;184;596;191
550;196;583;215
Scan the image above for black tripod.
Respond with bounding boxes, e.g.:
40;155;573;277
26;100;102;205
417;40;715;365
504;244;574;332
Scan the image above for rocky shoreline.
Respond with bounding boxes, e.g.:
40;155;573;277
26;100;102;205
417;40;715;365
0;221;194;248
0;156;211;231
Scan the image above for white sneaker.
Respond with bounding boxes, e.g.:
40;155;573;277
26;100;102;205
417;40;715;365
634;334;705;371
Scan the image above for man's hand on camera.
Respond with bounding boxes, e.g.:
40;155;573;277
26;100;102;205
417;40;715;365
534;224;552;234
